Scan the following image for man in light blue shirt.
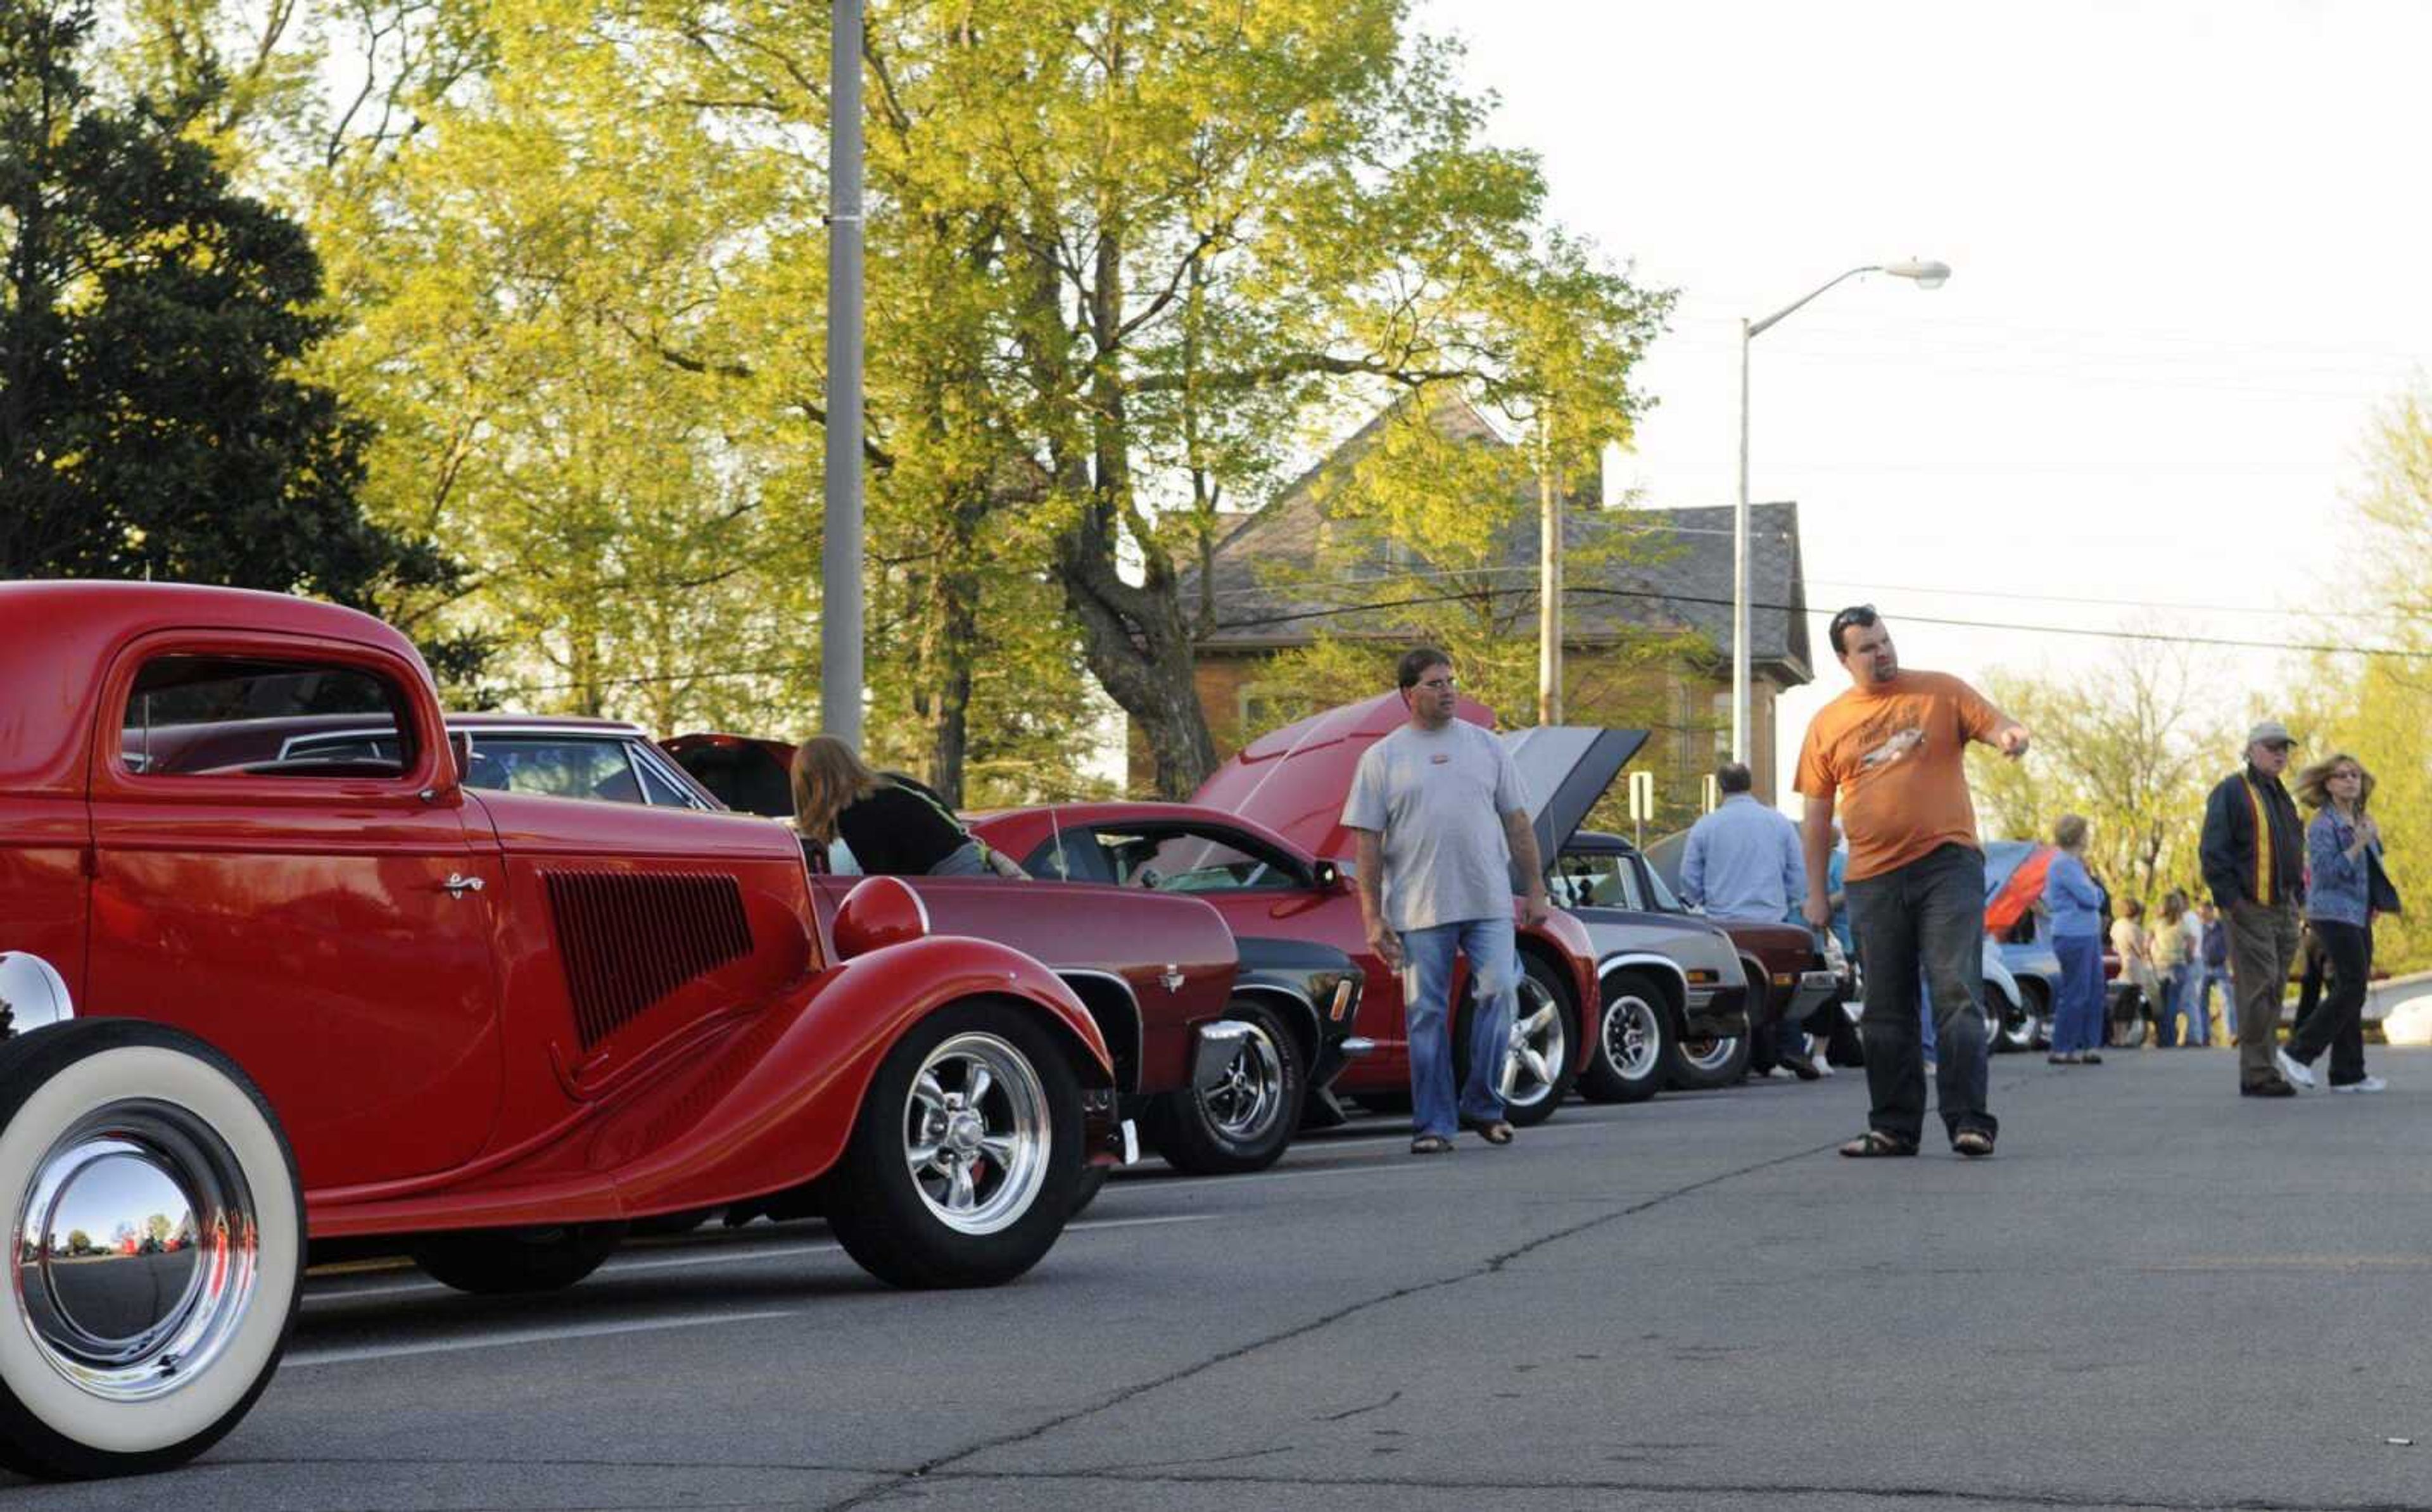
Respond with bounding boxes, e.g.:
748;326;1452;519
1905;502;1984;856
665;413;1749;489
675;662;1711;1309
1682;762;1811;1078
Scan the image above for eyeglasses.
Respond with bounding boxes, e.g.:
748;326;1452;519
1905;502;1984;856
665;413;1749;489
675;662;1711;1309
2330;768;2363;781
1414;676;1458;691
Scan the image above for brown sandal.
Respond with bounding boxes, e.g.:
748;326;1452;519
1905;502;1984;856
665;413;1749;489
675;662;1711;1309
1410;1135;1455;1156
1953;1129;1996;1159
1838;1130;1917;1158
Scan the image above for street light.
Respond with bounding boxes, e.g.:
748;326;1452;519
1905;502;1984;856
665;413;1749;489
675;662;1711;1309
1731;258;1949;765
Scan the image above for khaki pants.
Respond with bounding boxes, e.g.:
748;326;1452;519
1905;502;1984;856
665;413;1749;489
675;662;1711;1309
2227;898;2300;1085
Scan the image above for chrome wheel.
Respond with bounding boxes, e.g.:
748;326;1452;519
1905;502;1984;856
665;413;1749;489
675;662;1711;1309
1198;1023;1285;1142
12;1100;261;1407
1497;976;1566;1109
1601;993;1663;1083
1680;1034;1740;1073
903;1033;1051;1237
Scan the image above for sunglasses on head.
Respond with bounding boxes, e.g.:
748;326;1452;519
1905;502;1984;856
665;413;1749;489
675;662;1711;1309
1829;603;1878;648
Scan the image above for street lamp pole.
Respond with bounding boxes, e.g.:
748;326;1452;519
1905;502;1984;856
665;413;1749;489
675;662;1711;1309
821;0;866;750
1730;258;1949;766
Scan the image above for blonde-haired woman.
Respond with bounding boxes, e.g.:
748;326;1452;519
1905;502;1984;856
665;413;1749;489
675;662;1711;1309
2044;814;2108;1065
2278;753;2397;1092
790;735;993;877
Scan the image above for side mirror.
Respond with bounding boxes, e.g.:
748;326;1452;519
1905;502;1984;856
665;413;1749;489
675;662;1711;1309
1311;859;1345;893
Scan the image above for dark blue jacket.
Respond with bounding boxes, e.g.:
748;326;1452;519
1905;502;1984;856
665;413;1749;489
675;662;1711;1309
2199;764;2305;910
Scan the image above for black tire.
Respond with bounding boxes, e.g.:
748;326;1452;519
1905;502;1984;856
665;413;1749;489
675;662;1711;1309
1451;952;1579;1128
2107;994;2151;1049
823;998;1082;1289
0;1019;303;1480
1577;970;1669;1104
1068;1164;1109;1218
1146;998;1306;1175
411;1223;627;1294
1664;1024;1753;1090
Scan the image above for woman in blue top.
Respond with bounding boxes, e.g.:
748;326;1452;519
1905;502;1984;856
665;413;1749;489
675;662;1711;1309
2043;814;2108;1066
2279;753;2393;1092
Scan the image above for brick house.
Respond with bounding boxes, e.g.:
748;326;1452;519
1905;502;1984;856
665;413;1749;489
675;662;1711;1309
1163;398;1813;811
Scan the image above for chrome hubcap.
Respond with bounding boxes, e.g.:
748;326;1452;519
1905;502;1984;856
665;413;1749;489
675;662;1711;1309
1680;1034;1739;1073
1602;994;1661;1081
1497;978;1564;1108
12;1100;262;1404
904;1034;1050;1236
1201;1025;1285;1141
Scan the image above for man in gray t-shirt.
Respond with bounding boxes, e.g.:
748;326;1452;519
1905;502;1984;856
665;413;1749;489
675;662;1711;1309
1340;647;1550;1153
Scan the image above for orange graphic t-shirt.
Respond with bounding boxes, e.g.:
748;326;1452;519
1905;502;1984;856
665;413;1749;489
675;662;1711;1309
1793;670;2001;883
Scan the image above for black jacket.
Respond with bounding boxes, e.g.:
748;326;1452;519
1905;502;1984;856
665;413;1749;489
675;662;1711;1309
2199;764;2305;910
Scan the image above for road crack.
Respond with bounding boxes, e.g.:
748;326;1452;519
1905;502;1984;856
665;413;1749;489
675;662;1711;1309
817;1137;1839;1509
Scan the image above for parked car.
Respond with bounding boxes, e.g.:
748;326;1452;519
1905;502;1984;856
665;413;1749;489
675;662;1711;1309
1624;829;1841;1085
1982;840;2064;1052
0;583;1154;1479
1498;726;1754;1104
964;797;1597;1127
646;728;1365;1171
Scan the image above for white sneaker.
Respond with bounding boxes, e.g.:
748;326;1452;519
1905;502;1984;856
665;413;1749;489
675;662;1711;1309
2274;1047;2316;1089
1812;1052;1835;1078
2328;1076;2388;1094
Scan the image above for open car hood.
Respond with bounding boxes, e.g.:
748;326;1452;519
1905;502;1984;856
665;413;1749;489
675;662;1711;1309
1191;691;1500;858
1191;692;1647;866
1500;725;1650;867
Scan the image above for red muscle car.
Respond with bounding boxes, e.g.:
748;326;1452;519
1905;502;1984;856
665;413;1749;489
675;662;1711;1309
0;582;1154;1480
1034;691;1605;1128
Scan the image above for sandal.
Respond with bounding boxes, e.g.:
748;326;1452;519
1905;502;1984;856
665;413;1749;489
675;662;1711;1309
1953;1129;1996;1159
1410;1135;1455;1156
1837;1130;1917;1159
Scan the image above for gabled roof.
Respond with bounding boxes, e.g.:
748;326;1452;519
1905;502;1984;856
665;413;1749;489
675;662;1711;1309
1181;400;1811;684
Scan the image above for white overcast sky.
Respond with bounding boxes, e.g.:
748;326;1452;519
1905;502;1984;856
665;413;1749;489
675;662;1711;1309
1421;0;2432;802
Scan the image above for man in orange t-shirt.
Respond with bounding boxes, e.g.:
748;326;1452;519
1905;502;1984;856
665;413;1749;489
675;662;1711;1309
1795;606;2029;1159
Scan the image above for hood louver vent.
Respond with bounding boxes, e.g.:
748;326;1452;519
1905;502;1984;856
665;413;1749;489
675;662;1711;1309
544;869;753;1049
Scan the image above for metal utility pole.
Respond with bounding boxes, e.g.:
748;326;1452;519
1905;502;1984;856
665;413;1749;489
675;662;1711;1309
1537;434;1562;726
820;0;866;748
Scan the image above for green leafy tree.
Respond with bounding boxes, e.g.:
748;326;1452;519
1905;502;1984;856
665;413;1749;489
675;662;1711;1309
1968;645;2231;912
0;0;455;614
2286;386;2432;972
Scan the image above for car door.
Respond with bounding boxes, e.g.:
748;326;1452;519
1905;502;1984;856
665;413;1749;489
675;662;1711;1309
85;636;504;1189
1057;819;1412;1084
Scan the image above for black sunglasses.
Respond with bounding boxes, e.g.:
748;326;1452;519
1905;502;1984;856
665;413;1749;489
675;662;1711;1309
1828;603;1878;652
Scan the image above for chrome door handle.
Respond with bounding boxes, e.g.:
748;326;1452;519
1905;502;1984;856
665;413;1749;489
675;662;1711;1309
440;873;485;895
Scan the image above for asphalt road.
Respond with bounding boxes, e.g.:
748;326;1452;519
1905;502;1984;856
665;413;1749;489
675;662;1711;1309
10;1047;2432;1511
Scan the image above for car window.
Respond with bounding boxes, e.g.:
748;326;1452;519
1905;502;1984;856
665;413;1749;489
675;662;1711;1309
633;750;708;809
122;656;414;779
1098;828;1300;893
1551;852;1642;909
465;735;643;803
1637;856;1684;912
1022;830;1117;885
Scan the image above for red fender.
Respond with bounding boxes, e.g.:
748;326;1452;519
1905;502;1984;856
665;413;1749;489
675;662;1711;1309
593;933;1111;1216
307;936;1111;1236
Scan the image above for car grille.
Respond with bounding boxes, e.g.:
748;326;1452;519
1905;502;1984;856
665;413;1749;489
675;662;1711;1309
543;869;754;1049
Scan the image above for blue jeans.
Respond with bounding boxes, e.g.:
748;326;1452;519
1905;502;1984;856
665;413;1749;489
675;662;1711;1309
1400;917;1519;1138
2049;933;2105;1054
2169;963;2208;1046
1846;844;1996;1144
2200;966;2232;1043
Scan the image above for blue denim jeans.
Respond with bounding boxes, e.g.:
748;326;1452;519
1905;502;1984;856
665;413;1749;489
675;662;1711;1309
1846;844;1996;1145
2169;962;2208;1046
1399;916;1519;1138
2049;933;2106;1054
2200;966;2232;1044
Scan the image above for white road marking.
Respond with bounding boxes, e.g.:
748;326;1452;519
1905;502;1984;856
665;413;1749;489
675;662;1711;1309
284;1309;796;1368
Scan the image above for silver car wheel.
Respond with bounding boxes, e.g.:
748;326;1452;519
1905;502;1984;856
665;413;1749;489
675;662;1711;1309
903;1033;1051;1237
13;1100;263;1407
1497;976;1565;1109
1678;1034;1740;1073
1601;993;1663;1082
1199;1023;1286;1142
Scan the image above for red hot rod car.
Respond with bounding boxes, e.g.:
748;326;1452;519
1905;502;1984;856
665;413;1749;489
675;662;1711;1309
0;582;1187;1480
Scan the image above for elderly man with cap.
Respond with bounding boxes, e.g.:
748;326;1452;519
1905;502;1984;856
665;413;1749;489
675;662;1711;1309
2198;718;2308;1098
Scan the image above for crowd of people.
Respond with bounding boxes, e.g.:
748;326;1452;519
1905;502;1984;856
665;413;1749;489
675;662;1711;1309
793;610;2398;1160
